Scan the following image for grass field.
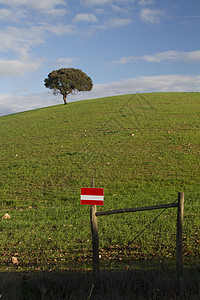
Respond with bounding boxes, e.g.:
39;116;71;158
0;92;199;276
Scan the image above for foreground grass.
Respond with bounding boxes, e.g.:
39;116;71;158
0;268;200;300
0;92;199;272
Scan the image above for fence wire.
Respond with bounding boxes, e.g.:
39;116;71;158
1;194;199;271
127;198;178;247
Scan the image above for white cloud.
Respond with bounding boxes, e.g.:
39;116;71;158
144;51;179;62
73;13;98;23
89;74;200;97
140;8;164;23
43;8;67;17
109;50;200;65
0;23;75;59
0;22;76;77
111;5;130;14
27;0;65;11
0;0;67;19
139;0;154;6
182;50;200;62
144;50;200;62
56;57;78;66
0;0;65;11
0;18;76;76
95;8;106;15
84;0;135;5
84;0;114;5
0;92;59;116
0;8;26;22
107;17;132;27
0;26;45;55
45;23;75;35
86;16;132;32
0;57;44;76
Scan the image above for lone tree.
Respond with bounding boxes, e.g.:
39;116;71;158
44;68;93;104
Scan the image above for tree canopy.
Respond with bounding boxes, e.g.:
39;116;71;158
44;68;93;104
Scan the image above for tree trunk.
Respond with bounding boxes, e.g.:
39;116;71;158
63;94;67;104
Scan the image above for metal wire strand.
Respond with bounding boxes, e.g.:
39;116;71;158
127;198;178;247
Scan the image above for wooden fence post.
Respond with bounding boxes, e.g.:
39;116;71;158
176;192;184;275
90;178;99;272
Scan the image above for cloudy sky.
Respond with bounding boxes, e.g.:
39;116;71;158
0;0;200;116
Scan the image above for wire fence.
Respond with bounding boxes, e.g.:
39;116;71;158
1;192;199;272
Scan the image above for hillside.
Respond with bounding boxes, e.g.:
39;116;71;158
0;92;199;271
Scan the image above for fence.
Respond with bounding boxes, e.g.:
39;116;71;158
1;182;185;273
90;179;184;274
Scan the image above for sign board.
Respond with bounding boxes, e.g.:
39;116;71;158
81;188;104;205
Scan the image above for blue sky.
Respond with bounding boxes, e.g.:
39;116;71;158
0;0;200;116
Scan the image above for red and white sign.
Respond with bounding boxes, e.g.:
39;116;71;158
81;188;104;205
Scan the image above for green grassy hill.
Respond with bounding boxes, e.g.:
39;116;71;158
0;92;199;271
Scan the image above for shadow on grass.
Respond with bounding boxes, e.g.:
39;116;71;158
0;266;199;300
